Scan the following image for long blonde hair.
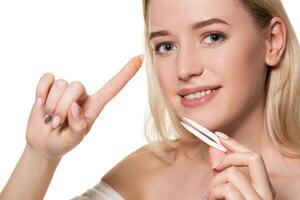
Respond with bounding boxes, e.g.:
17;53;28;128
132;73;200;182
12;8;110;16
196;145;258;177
142;0;300;163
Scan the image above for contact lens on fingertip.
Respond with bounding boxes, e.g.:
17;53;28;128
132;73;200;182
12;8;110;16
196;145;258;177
134;54;144;70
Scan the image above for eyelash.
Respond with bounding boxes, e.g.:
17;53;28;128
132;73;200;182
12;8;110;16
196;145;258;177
152;32;227;56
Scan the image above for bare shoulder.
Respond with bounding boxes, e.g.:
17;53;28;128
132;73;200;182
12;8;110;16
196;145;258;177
101;143;176;199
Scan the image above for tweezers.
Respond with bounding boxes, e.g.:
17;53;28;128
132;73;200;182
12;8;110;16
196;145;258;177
180;117;227;152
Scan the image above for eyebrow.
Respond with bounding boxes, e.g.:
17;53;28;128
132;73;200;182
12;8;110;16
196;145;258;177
149;18;231;41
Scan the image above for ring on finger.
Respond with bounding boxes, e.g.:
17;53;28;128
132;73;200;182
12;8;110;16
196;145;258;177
44;114;53;125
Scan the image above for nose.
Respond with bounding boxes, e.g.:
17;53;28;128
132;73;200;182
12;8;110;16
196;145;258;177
176;43;204;81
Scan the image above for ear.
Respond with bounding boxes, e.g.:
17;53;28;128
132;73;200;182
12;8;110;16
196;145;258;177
264;17;287;67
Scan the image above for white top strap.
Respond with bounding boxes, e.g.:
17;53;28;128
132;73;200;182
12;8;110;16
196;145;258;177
70;180;125;200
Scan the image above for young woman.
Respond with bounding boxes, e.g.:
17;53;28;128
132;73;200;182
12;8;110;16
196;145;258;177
1;0;300;199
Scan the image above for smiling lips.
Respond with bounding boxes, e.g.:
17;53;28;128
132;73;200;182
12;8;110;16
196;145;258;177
179;85;222;107
178;85;222;97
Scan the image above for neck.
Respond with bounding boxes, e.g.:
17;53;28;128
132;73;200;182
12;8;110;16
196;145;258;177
216;96;300;176
226;99;269;152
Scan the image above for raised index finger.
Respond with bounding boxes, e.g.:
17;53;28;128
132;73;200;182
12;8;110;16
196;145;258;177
86;55;144;116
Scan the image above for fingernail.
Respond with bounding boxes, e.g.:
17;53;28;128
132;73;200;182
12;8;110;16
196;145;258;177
36;98;43;107
71;102;80;119
134;54;144;70
52;115;61;129
215;131;229;140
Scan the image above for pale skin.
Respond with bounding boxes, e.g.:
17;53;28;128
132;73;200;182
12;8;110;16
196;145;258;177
137;0;299;199
107;0;299;199
0;55;143;200
1;0;300;200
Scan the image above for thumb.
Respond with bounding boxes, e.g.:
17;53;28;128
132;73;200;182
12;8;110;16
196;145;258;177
67;102;88;138
208;146;226;171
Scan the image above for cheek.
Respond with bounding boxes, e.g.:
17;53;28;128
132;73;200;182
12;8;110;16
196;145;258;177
230;42;265;91
156;63;178;96
215;34;267;113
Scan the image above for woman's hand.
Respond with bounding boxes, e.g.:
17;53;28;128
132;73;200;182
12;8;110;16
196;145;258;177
206;132;276;200
25;55;143;162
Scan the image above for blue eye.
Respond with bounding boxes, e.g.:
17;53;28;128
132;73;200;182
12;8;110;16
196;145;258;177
203;32;226;45
153;41;176;55
152;32;226;56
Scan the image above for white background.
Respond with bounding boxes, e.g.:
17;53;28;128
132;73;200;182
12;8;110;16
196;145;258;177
0;1;299;199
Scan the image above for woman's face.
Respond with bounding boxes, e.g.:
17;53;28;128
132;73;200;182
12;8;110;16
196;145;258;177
148;0;269;131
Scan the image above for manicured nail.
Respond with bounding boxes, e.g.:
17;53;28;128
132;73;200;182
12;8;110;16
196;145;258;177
36;98;42;107
215;131;229;140
71;102;80;119
52;115;61;129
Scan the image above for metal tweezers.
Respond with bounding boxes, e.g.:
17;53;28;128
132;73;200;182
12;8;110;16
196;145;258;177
180;117;227;152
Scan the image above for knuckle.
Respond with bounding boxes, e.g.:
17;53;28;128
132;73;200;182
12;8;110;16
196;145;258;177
41;72;55;81
251;153;262;162
54;102;69;118
227;166;238;176
36;73;55;97
45;108;54;116
70;81;84;90
54;106;64;118
45;102;56;113
55;79;68;88
75;121;88;133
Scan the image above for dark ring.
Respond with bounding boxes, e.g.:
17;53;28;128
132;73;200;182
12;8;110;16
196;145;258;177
44;115;53;124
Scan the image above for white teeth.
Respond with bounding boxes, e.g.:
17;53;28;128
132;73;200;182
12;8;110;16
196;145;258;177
183;89;214;100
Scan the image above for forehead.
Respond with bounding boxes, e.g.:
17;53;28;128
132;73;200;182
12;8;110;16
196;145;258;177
148;0;250;32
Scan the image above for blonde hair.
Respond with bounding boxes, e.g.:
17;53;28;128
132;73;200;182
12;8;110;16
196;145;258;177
142;0;300;163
